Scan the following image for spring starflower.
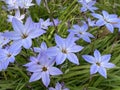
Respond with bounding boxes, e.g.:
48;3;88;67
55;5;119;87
78;0;98;12
7;9;25;23
68;22;94;43
0;45;21;71
47;34;83;65
82;50;115;78
92;10;120;33
3;17;46;49
26;55;63;87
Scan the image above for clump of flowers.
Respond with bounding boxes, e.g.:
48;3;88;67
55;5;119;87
0;0;117;89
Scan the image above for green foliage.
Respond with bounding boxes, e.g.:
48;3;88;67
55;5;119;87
1;0;120;90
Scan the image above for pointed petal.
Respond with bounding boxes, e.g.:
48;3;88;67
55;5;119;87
49;67;63;75
12;18;24;33
67;53;79;65
98;66;107;78
41;72;50;87
27;65;42;72
90;64;98;74
25;17;33;30
94;50;101;62
96;19;105;26
82;55;95;64
22;38;32;49
102;63;115;68
33;47;41;53
29;72;42;82
105;23;114;33
82;36;91;43
41;42;47;50
56;53;67;65
101;54;111;62
3;32;21;40
102;10;109;17
91;13;103;19
68;45;83;53
55;34;65;49
11;40;23;49
29;29;46;38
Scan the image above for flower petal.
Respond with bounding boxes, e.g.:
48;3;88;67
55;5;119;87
56;53;67;65
96;19;105;26
94;50;101;62
27;65;42;72
105;23;114;33
29;72;42;82
102;63;115;68
90;64;98;74
3;31;21;40
41;72;50;87
67;53;79;65
29;29;46;38
12;18;24;33
68;45;83;53
98;66;107;78
22;38;32;49
49;67;63;75
101;54;111;62
55;34;65;49
82;55;95;64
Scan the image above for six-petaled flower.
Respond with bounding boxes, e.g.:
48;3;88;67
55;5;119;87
82;50;115;78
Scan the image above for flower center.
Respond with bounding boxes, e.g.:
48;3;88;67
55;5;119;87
96;62;101;66
42;66;47;71
22;34;28;39
79;32;83;34
7;54;11;57
62;49;67;54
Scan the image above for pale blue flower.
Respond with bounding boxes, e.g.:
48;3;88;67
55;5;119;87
7;9;25;23
87;18;96;27
0;45;21;71
3;0;34;10
3;0;19;10
82;50;115;78
47;34;83;65
49;82;69;90
78;0;98;12
92;10;120;33
26;55;63;87
0;32;10;48
32;18;51;30
39;18;52;30
68;22;94;43
17;0;34;9
3;17;46;49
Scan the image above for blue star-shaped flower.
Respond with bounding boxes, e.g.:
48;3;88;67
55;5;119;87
92;10;120;33
3;17;46;49
26;55;63;87
47;34;83;65
0;45;21;71
78;0;98;12
68;22;94;43
82;50;115;78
